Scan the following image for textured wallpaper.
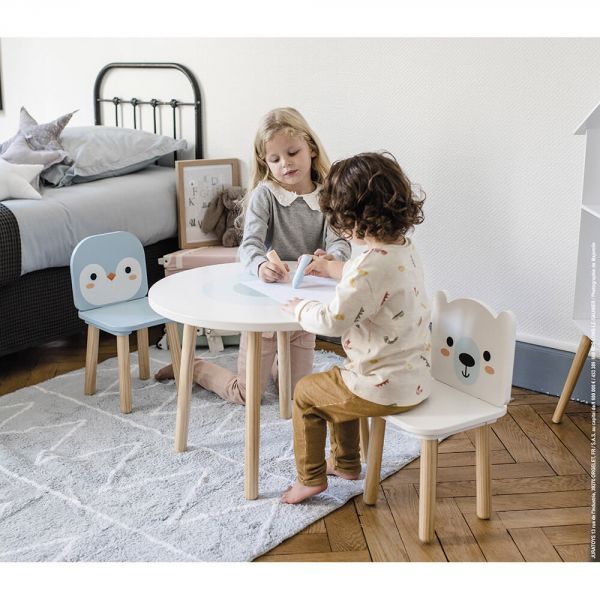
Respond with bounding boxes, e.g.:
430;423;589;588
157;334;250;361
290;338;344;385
1;38;598;350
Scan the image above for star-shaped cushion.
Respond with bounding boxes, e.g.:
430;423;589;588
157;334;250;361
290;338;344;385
19;106;77;153
0;158;44;200
1;134;68;170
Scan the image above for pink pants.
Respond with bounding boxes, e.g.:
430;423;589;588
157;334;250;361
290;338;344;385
193;330;316;405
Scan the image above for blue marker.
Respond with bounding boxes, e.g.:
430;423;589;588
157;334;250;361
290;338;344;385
292;254;313;289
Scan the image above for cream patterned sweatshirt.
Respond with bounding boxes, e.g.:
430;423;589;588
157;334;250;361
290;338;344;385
294;240;432;406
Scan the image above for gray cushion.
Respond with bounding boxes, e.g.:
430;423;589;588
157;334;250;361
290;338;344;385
19;106;77;153
1;134;68;170
42;126;188;187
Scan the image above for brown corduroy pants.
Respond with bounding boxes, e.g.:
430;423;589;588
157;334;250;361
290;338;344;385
293;367;417;486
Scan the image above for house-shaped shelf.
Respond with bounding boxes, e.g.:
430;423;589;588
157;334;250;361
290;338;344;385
573;103;600;340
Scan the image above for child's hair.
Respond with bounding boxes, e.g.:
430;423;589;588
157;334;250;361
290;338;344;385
235;107;331;229
319;152;425;243
249;107;330;190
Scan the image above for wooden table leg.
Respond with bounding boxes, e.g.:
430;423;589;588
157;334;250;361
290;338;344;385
165;322;181;391
552;335;592;424
277;331;292;419
245;331;262;500
174;323;196;452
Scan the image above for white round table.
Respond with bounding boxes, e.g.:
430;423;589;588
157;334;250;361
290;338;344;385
149;262;302;500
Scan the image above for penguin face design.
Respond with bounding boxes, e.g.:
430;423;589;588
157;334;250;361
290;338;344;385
79;256;143;306
70;232;148;311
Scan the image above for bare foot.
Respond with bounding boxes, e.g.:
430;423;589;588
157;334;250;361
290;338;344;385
326;457;361;480
280;480;328;504
154;363;175;381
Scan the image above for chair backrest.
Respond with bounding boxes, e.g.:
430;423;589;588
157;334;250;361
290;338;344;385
431;290;517;407
70;231;148;311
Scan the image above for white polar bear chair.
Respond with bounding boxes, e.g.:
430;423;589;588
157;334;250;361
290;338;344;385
364;290;516;543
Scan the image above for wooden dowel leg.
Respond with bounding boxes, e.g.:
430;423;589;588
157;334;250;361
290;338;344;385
165;322;181;391
418;439;438;543
364;417;386;505
174;324;196;452
475;424;491;519
359;417;370;463
137;327;150;380
245;332;262;500
552;335;592;424
276;331;291;420
116;334;132;414
84;325;99;395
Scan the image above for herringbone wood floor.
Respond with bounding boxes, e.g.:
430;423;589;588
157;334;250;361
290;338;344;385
0;328;593;562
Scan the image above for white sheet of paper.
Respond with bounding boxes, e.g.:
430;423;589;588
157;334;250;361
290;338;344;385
240;274;337;305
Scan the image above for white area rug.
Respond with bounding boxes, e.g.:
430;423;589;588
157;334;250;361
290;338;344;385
0;347;420;561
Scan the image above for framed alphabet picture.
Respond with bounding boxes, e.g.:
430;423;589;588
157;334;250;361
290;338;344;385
176;158;241;249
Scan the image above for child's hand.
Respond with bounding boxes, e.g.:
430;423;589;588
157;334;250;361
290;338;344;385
304;256;331;278
259;260;289;283
305;257;345;281
314;248;335;261
281;297;302;314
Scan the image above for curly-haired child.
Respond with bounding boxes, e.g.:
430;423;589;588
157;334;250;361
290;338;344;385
280;152;432;504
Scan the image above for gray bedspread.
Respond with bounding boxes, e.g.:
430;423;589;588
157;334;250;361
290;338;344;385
1;165;177;276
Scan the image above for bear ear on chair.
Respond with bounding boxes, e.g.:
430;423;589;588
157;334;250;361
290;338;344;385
496;309;517;334
433;290;449;313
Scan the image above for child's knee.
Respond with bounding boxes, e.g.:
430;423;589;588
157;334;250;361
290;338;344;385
293;374;315;408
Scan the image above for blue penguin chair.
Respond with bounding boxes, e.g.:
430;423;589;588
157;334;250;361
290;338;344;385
70;231;181;414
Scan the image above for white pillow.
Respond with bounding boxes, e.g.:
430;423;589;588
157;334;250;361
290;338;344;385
42;126;188;186
0;158;43;200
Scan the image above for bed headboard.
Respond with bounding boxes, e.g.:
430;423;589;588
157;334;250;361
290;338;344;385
93;62;203;159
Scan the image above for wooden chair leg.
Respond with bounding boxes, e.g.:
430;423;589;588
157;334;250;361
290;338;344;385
552;335;591;424
84;325;99;395
165;322;181;391
116;335;132;414
276;331;292;420
137;327;150;380
364;417;386;505
475;424;491;519
418;438;438;543
359;417;370;463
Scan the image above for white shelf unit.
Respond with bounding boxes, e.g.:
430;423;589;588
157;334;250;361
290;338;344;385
573;108;600;341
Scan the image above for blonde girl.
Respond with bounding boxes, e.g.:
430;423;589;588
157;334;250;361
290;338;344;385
155;107;351;405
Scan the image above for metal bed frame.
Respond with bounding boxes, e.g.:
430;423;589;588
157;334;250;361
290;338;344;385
93;62;203;159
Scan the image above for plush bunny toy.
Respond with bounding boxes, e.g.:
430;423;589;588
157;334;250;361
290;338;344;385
200;185;246;247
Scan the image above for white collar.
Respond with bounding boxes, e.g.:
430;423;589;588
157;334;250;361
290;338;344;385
262;180;322;211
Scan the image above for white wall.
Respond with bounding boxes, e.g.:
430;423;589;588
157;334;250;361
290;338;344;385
1;38;597;352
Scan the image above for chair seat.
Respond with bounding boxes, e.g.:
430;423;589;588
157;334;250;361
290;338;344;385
79;297;169;335
386;379;507;439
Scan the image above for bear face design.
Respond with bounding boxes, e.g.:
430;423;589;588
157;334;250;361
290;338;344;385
439;334;497;385
79;256;143;306
432;291;516;407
